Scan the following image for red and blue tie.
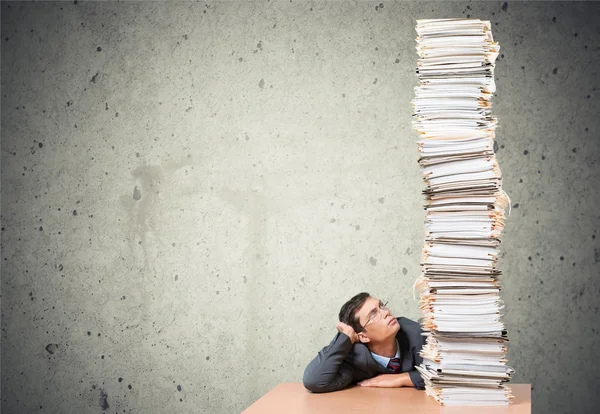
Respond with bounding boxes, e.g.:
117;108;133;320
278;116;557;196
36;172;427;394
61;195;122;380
387;357;401;372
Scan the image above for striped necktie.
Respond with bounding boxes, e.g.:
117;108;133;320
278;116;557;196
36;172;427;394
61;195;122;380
387;357;401;372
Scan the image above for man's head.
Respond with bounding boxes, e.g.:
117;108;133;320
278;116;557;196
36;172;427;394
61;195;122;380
338;292;399;345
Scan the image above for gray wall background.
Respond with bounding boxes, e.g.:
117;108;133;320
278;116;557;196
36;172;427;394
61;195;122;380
1;1;599;413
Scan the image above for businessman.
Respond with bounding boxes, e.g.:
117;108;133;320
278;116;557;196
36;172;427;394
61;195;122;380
302;292;426;393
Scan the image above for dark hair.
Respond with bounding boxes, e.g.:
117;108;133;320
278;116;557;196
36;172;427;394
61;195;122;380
338;292;370;333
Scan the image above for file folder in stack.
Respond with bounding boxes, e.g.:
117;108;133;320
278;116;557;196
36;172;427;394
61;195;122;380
410;18;515;406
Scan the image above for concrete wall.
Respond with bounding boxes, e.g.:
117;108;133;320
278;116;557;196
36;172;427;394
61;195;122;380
1;1;598;413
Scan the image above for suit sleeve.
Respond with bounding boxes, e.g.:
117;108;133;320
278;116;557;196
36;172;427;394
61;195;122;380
403;317;427;390
408;369;425;390
302;332;355;393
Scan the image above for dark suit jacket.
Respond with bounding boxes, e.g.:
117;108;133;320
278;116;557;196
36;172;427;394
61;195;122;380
302;317;426;393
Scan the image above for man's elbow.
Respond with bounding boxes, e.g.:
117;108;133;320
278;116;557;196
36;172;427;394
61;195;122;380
302;372;338;393
303;381;325;393
302;376;331;393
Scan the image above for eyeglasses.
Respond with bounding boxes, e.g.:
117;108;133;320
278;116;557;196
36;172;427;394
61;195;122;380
361;300;390;331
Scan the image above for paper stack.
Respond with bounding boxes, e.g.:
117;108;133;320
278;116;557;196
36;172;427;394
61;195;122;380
410;19;515;406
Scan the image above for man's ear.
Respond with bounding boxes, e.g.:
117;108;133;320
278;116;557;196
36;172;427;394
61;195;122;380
358;332;371;344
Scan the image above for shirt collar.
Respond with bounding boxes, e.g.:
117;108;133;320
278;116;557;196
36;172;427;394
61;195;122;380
369;339;401;369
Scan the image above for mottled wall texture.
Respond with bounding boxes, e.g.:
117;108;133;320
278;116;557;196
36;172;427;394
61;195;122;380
1;1;598;413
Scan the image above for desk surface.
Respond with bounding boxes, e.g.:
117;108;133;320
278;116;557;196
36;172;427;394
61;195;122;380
243;383;531;414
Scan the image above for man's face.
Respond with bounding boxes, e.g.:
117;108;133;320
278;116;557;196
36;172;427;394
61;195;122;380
355;296;399;344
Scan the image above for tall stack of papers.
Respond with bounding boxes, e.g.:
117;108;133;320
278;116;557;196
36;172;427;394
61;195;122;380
410;19;515;406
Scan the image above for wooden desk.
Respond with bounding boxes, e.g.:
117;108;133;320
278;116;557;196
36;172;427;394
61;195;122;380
243;383;531;414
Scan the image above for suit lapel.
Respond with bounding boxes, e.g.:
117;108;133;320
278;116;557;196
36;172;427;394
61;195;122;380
397;320;414;372
363;344;386;373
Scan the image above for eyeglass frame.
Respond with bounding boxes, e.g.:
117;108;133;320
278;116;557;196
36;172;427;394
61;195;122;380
358;300;390;332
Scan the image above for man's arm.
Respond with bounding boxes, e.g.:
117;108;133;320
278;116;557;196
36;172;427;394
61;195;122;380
402;318;427;390
357;372;415;388
302;324;357;393
408;369;425;389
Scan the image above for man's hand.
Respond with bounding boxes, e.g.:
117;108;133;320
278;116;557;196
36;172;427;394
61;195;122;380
336;322;359;344
357;373;411;388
